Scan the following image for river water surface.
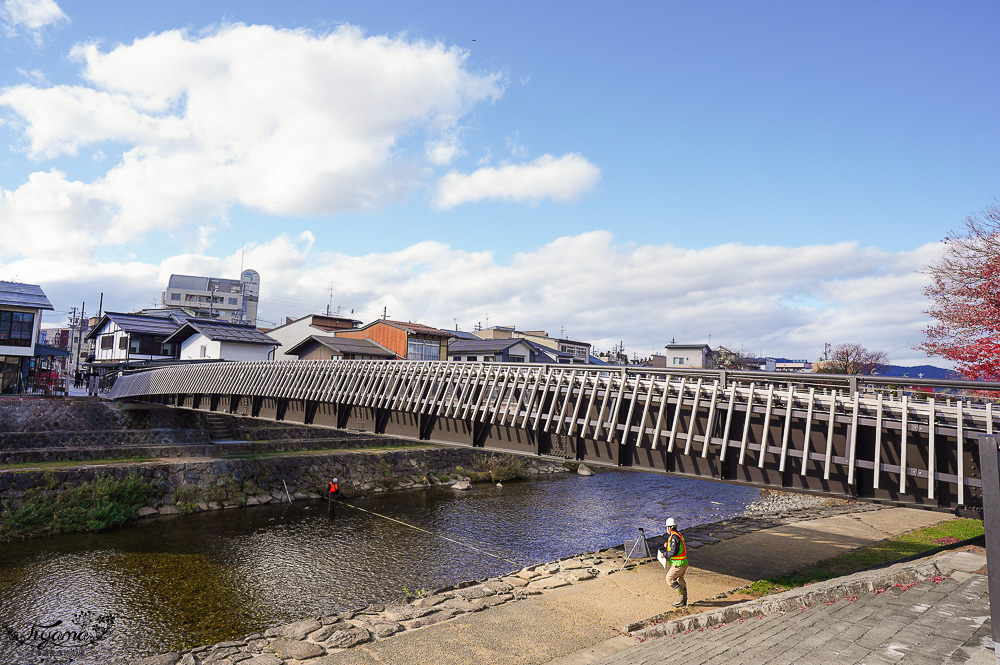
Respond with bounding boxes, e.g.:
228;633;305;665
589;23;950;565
0;470;761;664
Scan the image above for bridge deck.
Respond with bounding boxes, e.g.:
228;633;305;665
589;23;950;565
108;360;996;515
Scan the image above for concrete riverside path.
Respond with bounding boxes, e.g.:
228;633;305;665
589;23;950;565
310;507;951;665
583;550;991;665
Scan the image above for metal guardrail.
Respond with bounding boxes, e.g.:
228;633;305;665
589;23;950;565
109;360;995;514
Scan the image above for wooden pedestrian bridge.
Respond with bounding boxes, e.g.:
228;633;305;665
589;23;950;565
107;360;999;516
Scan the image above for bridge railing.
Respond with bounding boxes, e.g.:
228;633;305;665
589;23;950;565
109;360;998;513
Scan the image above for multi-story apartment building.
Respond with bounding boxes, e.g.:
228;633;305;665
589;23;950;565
161;269;260;325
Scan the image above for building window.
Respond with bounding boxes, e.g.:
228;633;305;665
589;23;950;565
130;335;173;357
673;357;684;365
467;356;477;361
509;355;525;362
119;336;128;350
0;311;34;347
406;338;441;361
199;345;207;358
100;335;114;350
170;293;181;301
228;297;238;305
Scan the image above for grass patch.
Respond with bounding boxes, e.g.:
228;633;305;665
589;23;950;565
456;454;529;483
742;518;984;596
0;457;155;471
0;473;155;541
221;443;431;460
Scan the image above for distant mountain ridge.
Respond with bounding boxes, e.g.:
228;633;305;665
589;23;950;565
876;365;961;380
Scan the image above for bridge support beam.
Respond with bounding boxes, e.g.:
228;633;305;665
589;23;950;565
977;434;1000;663
472;420;490;448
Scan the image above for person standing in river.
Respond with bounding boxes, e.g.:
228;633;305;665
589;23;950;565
662;517;688;607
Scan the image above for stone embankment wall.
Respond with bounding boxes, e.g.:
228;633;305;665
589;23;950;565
0;448;565;517
0;397;404;464
0;397;207;452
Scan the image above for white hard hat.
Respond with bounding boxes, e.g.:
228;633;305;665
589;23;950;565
332;478;338;483
664;518;677;528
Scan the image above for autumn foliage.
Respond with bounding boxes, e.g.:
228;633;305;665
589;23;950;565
919;202;1000;380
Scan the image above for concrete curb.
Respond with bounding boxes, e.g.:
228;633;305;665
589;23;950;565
628;551;978;639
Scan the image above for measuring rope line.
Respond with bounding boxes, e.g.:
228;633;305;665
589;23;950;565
337;501;524;568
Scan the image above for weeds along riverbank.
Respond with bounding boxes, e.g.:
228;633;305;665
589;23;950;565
0;447;566;541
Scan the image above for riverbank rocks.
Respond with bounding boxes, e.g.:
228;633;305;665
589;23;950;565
577;463;594;476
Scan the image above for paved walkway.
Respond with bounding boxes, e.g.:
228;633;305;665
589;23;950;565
309;508;953;665
584;551;992;665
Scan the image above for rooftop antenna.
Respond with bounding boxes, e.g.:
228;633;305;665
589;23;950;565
239;241;245;276
327;283;334;316
383;306;388;320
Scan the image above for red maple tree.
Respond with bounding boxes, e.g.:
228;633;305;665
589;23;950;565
919;202;1000;380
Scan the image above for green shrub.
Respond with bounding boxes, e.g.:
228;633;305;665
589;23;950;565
0;473;155;541
463;454;528;483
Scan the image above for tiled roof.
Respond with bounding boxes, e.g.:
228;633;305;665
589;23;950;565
91;312;187;338
165;320;276;345
0;281;53;310
449;330;480;340
288;335;396;358
449;339;523;353
361;319;451;337
523;339;573;358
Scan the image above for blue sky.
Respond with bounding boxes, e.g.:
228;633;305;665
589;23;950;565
1;1;998;364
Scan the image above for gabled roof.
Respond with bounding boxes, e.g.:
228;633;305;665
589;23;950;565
666;343;711;351
86;312;190;339
0;281;53;310
449;338;527;354
164;319;277;346
265;313;362;334
449;330;481;340
523;339;574;359
355;319;452;338
286;335;397;358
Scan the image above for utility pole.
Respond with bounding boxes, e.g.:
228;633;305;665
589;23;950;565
74;301;85;376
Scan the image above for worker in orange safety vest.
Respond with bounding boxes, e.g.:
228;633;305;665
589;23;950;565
662;517;688;607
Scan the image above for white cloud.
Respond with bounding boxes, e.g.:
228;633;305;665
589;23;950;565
2;0;67;37
0;23;504;256
434;153;601;209
1;226;940;366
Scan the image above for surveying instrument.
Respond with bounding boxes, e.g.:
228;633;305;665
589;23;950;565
620;526;652;571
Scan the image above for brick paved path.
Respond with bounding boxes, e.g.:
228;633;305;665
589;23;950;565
588;572;991;665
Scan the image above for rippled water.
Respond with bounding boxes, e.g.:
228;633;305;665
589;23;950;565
0;470;760;664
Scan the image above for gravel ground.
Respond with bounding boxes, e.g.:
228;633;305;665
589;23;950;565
742;488;850;515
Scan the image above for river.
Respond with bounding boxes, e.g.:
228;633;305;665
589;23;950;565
0;469;761;664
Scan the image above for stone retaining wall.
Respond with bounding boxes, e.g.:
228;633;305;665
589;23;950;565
0;448;566;517
0;397;207;452
230;417;361;443
0;397;405;463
